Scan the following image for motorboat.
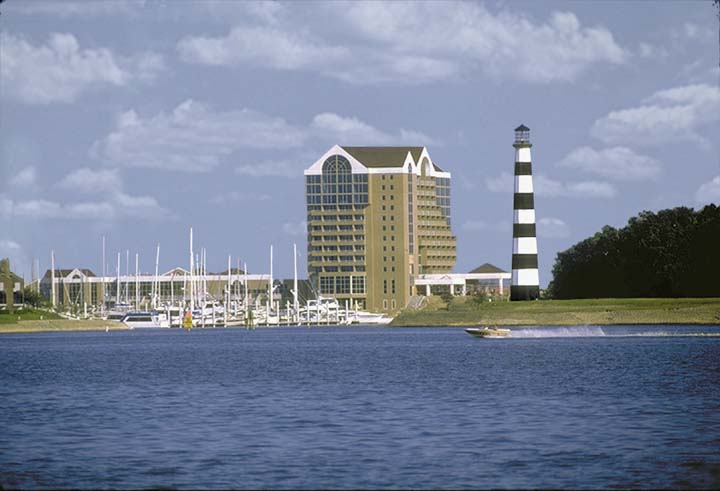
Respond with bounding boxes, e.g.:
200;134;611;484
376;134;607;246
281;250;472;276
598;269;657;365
347;311;394;325
465;326;511;338
120;312;170;328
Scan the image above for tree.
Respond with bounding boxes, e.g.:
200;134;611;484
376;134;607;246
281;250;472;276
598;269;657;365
549;205;720;298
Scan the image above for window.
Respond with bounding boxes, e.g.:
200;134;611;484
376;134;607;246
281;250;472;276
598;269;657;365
320;276;334;294
352;276;365;294
336;276;350;294
383;299;388;310
392;280;396;294
383;280;388;294
391;299;396;309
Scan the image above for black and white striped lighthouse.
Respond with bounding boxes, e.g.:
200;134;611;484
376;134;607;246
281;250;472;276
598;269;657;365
511;124;539;301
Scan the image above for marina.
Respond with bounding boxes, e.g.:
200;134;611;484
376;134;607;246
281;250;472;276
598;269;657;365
33;229;399;329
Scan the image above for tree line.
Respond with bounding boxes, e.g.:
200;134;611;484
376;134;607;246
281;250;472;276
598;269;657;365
547;204;720;298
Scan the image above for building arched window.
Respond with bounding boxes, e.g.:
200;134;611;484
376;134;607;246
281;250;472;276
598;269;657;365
322;155;351;175
315;155;367;208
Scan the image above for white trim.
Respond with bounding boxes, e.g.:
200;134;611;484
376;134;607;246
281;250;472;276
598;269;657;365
512;269;539;286
304;145;369;175
514;175;534;194
513;237;537;254
515;147;532;163
304;145;451;179
513;209;536;224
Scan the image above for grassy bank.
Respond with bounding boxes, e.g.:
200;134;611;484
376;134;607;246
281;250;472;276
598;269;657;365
0;307;62;324
0;308;127;333
391;297;720;326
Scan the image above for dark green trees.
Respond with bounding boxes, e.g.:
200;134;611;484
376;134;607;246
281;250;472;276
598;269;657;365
548;205;720;298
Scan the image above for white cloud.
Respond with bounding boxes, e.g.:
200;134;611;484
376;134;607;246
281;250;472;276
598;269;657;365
12;200;63;219
0;32;163;104
93;100;306;172
695;176;720;204
536;175;616;198
485;172;615;198
557;146;661;181
637;42;668;59
0;239;30;278
338;3;628;83
6;1;142;17
0;194;170;221
178;26;348;69
682;22;714;41
537;217;570;238
485;172;513;193
9;167;37;187
461;220;510;232
235;160;302;179
282;221;307;236
57;168;122;193
311;113;435;145
210;191;272;204
94;101;432;173
591;83;720;145
178;2;627;84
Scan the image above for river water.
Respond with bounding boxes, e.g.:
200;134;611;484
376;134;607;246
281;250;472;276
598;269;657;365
1;325;719;489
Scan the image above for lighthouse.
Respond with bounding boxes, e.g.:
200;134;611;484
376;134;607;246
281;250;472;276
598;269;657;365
511;124;539;301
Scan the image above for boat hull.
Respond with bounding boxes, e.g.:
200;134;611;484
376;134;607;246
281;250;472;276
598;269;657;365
465;327;511;338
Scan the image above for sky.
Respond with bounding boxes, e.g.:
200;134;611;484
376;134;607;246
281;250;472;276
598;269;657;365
1;0;719;288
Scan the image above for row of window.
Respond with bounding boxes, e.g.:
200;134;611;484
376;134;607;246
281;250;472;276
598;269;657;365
310;266;366;273
308;214;364;222
308;255;365;262
307;204;363;211
310;225;363;231
308;245;365;252
318;275;366;295
307;194;369;204
309;234;365;242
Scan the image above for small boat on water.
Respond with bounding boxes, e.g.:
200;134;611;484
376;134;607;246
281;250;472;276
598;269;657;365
465;326;511;338
120;312;170;328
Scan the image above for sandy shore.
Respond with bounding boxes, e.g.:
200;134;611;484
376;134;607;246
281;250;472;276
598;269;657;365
0;319;129;334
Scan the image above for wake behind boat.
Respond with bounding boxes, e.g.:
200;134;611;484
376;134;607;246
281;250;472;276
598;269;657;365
465;326;511;338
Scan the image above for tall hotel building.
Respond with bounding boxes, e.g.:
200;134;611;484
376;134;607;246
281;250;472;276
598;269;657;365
305;146;456;312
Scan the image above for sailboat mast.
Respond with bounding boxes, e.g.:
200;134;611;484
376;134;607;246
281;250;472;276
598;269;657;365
153;243;160;309
293;243;299;323
125;249;129;304
101;236;105;313
244;262;248;310
267;245;273;321
51;250;56;308
189;227;194;311
135;252;139;308
116;252;120;305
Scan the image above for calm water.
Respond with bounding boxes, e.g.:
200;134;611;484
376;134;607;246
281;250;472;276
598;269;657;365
1;326;719;489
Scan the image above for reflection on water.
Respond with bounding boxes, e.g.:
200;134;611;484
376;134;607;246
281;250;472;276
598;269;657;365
1;326;719;489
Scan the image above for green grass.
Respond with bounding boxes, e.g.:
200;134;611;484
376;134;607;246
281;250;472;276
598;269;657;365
0;307;62;325
391;297;720;326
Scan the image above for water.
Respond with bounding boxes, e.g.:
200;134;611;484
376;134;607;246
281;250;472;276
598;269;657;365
1;325;719;489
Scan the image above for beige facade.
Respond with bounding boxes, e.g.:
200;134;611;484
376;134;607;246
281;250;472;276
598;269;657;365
305;146;456;313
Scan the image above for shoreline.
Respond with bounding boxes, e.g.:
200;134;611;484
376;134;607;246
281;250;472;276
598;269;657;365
390;297;720;327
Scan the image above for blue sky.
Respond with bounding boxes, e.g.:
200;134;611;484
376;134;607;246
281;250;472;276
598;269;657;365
1;0;718;287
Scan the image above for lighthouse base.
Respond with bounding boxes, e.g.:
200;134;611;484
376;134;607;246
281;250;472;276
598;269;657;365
511;285;539;301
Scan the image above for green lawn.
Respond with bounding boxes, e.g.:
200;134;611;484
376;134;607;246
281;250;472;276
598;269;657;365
391;297;720;326
0;307;62;325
